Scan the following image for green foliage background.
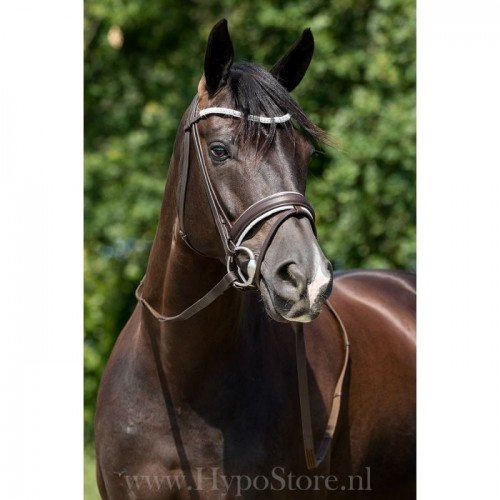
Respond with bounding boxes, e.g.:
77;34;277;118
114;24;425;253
84;0;415;454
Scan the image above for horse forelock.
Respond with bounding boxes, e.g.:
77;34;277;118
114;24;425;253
210;62;328;148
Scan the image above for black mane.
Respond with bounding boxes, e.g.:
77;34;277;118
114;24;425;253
220;62;328;147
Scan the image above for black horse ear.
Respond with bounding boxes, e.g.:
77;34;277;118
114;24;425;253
270;28;314;92
203;19;234;97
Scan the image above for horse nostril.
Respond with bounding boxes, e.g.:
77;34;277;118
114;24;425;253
276;260;292;282
274;261;307;299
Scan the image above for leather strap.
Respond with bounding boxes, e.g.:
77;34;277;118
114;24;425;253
191;119;234;258
295;299;350;470
229;191;316;243
178;96;199;252
135;271;238;322
178;95;233;257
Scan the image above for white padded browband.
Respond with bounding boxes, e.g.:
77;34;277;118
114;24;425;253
198;107;291;124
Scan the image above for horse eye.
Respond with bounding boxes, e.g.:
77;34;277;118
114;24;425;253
209;143;230;162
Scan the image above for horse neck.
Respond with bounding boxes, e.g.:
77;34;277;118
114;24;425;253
140;128;245;400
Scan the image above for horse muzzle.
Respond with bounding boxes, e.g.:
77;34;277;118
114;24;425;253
245;216;333;323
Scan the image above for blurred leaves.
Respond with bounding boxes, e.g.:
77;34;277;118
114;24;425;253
84;0;415;444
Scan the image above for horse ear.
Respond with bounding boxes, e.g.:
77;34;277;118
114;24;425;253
270;28;314;92
203;19;234;97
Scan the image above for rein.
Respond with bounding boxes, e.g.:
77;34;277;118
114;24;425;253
294;302;350;470
135;95;350;470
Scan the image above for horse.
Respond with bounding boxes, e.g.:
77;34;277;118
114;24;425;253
95;19;416;499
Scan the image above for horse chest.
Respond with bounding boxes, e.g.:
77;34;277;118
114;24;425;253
160;377;301;473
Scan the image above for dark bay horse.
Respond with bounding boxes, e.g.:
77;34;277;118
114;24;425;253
95;20;416;499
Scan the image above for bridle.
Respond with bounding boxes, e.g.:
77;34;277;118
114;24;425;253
136;94;317;316
178;94;317;289
136;94;350;470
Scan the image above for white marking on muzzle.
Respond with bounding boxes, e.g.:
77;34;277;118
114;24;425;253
280;246;331;323
307;246;331;306
287;313;314;323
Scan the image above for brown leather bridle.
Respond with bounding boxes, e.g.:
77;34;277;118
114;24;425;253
136;94;350;470
179;95;317;289
137;94;317;314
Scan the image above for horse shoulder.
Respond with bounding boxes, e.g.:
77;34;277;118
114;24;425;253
95;307;181;495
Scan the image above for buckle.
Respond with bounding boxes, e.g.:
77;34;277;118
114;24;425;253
226;246;256;288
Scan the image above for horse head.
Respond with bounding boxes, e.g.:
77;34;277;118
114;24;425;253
178;19;333;323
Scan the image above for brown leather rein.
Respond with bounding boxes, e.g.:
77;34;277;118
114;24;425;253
135;95;350;470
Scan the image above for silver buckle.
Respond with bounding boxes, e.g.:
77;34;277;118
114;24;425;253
227;246;256;288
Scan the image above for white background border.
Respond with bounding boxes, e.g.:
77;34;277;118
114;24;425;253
0;1;83;497
418;0;500;497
